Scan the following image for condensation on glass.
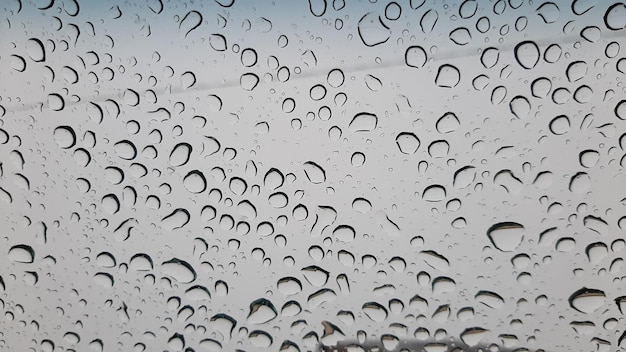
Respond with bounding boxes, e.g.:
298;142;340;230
1;0;626;351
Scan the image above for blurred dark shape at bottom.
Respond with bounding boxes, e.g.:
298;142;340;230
316;339;545;352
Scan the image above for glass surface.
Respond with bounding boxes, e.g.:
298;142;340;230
1;1;626;351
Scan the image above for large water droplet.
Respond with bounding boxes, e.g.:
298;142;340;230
569;287;606;313
486;222;525;252
357;12;391;47
248;298;278;324
514;41;540;69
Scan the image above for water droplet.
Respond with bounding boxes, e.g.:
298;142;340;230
475;290;505;309
405;46;427;68
435;112;460;133
362;302;388;322
241;48;258;67
303;161;326;184
352;198;372;213
308;0;327;17
549;115;570;135
541;46;561;65
349;112;378;132
514;41;540;69
358;12;391;47
248;298;278;324
114;140;137;160
53;126;76;149
449;27;472;45
487;222;525;252
579;150;600;168
395;132;420;154
536;2;560;24
241;73;260;91
422;185;446;202
384;2;402;21
327;68;345;88
161;258;196;283
179;10;202;37
435;64;460;88
277;277;302;296
48;93;65;111
183;170;207;193
310;84;327;100
569;172;591;193
8;244;35;263
604;3;626;30
569;287;606;313
460;327;489;347
26;38;46;62
333;225;356;243
615;100;626;120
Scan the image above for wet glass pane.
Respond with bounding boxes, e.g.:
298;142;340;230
1;1;626;351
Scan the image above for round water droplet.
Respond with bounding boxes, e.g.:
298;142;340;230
327;68;344;88
405;46;427;68
229;177;247;195
514;41;540;69
436;112;460;133
358;12;391;47
183;170;207;193
449;27;472;45
422;185;446;202
161;258;196;283
486;222;525;252
241;73;259;91
460;0;478;18
310;84;327;100
26;38;46;62
544;43;562;63
605;3;626;30
114;140;137;160
531;77;552;98
241;48;258;67
385;2;401;20
53;126;76;149
579;150;600;168
509;96;531;119
333;225;356;243
549;115;570;135
480;47;499;68
48;93;65;111
277;277;302;296
395;132;420;154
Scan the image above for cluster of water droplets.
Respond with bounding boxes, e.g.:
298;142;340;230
1;0;626;351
